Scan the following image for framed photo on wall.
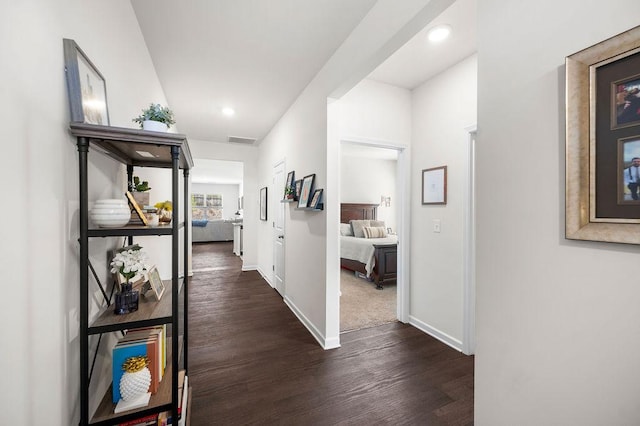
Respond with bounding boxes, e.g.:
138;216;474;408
310;189;323;209
285;171;295;194
63;38;110;125
566;24;640;244
297;174;315;208
422;166;447;205
260;186;268;221
294;180;302;200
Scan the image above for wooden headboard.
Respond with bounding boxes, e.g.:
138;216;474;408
341;203;378;223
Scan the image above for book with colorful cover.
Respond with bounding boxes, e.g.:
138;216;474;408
117;413;158;426
120;326;166;382
112;340;149;403
112;331;162;402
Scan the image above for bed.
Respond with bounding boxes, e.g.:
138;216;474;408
340;203;397;289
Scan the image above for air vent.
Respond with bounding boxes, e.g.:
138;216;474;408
228;136;256;144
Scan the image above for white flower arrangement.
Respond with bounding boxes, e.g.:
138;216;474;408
110;245;147;284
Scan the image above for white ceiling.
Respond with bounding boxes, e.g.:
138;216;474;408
131;0;476;164
367;0;476;89
131;0;377;143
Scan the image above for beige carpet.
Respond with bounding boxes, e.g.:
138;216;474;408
340;269;396;333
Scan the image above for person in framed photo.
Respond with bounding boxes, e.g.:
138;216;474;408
624;156;640;200
617;86;640;125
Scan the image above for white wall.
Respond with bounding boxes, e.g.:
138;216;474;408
257;1;454;347
192;182;240;220
339;79;412;142
341;155;398;230
338;78;411;233
410;54;477;348
1;1;171;424
476;2;640;424
188;139;258;269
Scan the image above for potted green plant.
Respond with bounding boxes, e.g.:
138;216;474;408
284;186;295;200
130;176;151;207
133;103;176;132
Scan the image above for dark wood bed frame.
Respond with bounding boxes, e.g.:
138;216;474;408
340;203;397;289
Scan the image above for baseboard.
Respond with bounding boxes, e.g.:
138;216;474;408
284;296;338;350
256;267;274;287
409;315;463;352
241;264;258;272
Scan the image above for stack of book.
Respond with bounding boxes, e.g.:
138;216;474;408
112;325;167;411
117;370;188;426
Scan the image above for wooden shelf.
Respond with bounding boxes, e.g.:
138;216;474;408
89;279;181;335
88;222;184;238
90;340;183;425
280;198;296;203
70;123;193;169
76;122;191;425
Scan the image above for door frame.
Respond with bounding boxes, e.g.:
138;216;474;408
462;125;477;355
272;159;286;295
339;137;410;324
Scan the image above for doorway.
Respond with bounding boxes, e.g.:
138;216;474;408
338;140;409;333
273;160;286;296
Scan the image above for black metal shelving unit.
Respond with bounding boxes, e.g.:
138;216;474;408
72;123;193;425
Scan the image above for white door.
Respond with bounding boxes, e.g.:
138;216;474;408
273;161;286;296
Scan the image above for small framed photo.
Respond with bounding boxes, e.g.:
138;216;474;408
146;266;165;301
285;171;295;195
422;166;447;205
63;38;110;125
310;189;323;209
297;174;315;208
126;191;149;225
294;180;302;199
260;186;268;221
612;75;640;129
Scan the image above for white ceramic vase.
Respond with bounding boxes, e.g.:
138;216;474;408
90;199;130;228
142;120;168;132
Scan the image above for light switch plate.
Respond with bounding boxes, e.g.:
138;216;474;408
433;219;441;233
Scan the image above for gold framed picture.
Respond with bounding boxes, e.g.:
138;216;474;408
566;24;640;243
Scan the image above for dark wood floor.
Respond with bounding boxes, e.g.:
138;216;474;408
188;242;474;425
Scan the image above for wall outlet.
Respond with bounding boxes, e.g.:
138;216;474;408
433;219;441;233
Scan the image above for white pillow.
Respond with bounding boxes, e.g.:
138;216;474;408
340;223;354;236
350;220;370;238
363;226;387;238
370;220;385;228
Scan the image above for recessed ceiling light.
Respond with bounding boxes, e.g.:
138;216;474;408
222;107;235;117
427;25;451;43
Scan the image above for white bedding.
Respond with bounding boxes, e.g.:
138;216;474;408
340;234;398;277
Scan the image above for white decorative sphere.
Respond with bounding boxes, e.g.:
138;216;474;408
119;367;151;401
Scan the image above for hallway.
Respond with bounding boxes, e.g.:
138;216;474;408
188;242;473;425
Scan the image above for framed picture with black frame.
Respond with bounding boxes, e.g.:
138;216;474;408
63;38;110;125
285;171;295;195
297;174;315;208
260;186;268;221
309;189;323;210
